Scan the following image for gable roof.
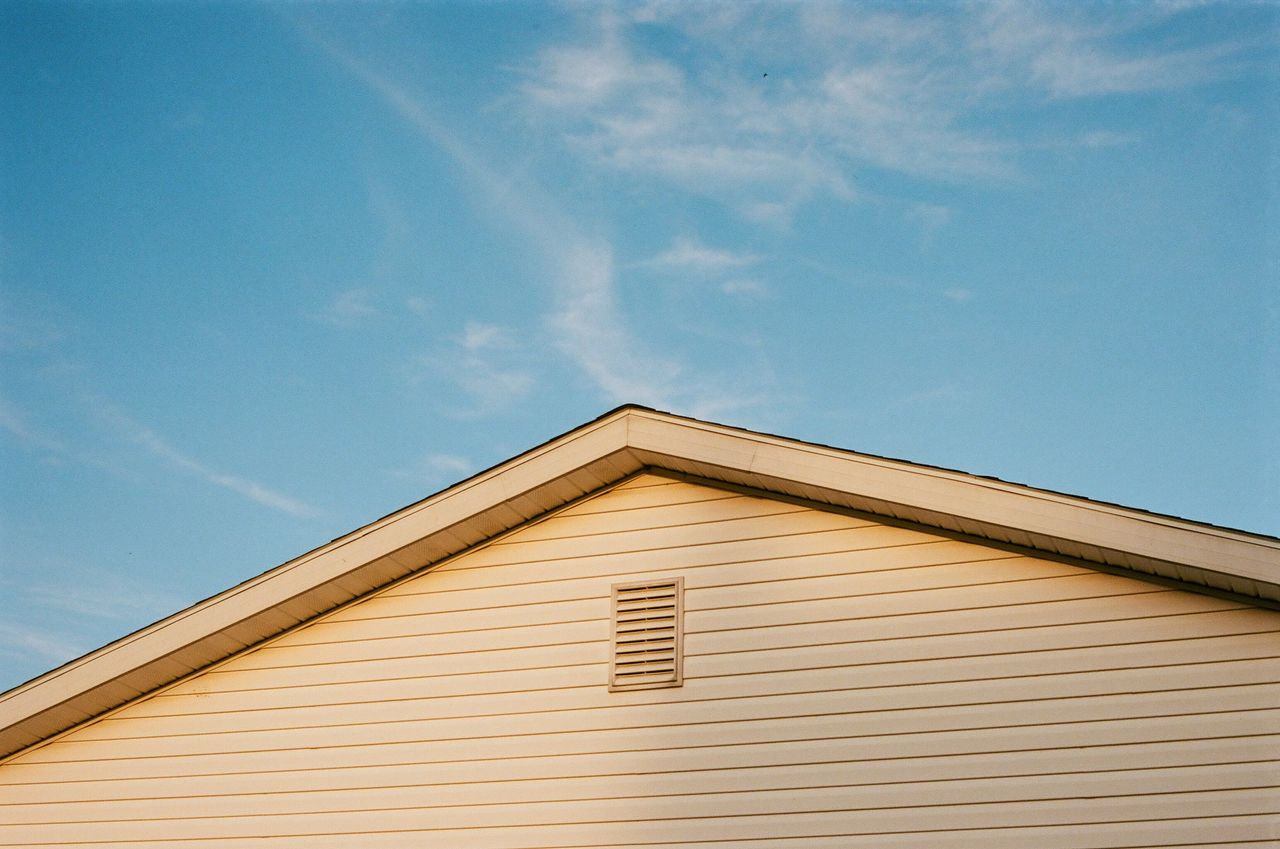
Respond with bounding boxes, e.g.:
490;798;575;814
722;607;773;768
2;404;1277;760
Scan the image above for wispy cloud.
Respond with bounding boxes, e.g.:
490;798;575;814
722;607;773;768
978;2;1248;98
420;453;471;477
460;321;513;352
315;288;379;327
720;278;769;298
301;24;746;413
83;395;318;518
25;581;182;623
0;396;123;475
519;23;855;216
641;234;770;298
517;3;1253;214
392;451;474;489
643;236;761;274
546;241;683;407
0;623;83;665
420;321;537;417
0;397;72;457
516;7;1001;214
521;29;681;111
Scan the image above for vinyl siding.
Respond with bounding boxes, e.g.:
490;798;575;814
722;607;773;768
1;474;1277;847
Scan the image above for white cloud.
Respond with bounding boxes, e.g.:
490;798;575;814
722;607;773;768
0;396;123;475
517;3;1252;212
448;356;536;417
317;288;379;327
0;623;83;665
82;395;319;518
393;451;474;488
418;321;536;418
517;7;1008;209
739;201;794;228
460;321;513;352
0;397;71;457
306;29;736;413
421;453;471;477
546;241;682;407
944;287;974;303
978;2;1245;98
814;65;1013;181
720;278;769;298
522;37;682;111
25;581;182;623
644;236;760;274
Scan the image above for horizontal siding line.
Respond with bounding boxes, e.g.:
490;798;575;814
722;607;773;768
31;684;1280;762
259;571;1131;645
134;647;1280;717
696;588;1173;634
487;504;814;546
442;820;1280;849
556;491;744;517
8;757;1274;809
689;573;1173;616
552;477;726;498
691;628;1280;663
249;592;603;629
603;476;678;488
373;545;1013;612
692;607;1263;658
263;569;1102;639
13;778;1280;827
4;804;1275;845
570;486;736;507
226;605;1251;673
270;615;607;645
555;491;746;519
269;586;1180;654
160;630;1280;701
508;831;1280;849
382;537;971;605
488;817;1280;849
286;547;1022;628
181;657;603;696
218;634;606;671
195;561;1076;656
422;523;914;575
690;553;1034;593
9;718;1273;786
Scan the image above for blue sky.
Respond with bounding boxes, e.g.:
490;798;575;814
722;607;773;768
0;1;1276;690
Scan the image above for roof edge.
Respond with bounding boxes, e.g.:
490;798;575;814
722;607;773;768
2;404;1276;761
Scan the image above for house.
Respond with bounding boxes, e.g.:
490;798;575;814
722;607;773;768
1;405;1277;847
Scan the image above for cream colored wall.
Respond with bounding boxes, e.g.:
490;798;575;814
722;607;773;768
1;474;1277;847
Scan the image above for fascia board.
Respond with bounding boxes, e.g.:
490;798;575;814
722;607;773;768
625;411;1280;589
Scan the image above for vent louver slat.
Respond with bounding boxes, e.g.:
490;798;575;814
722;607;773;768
610;578;683;691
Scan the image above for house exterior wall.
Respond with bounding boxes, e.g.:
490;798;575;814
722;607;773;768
1;473;1277;847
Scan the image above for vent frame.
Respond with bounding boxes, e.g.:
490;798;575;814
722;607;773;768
609;577;684;691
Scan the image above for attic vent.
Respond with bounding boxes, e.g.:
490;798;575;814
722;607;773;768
610;577;684;691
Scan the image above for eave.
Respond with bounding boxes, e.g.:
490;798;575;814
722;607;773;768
2;404;1276;761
